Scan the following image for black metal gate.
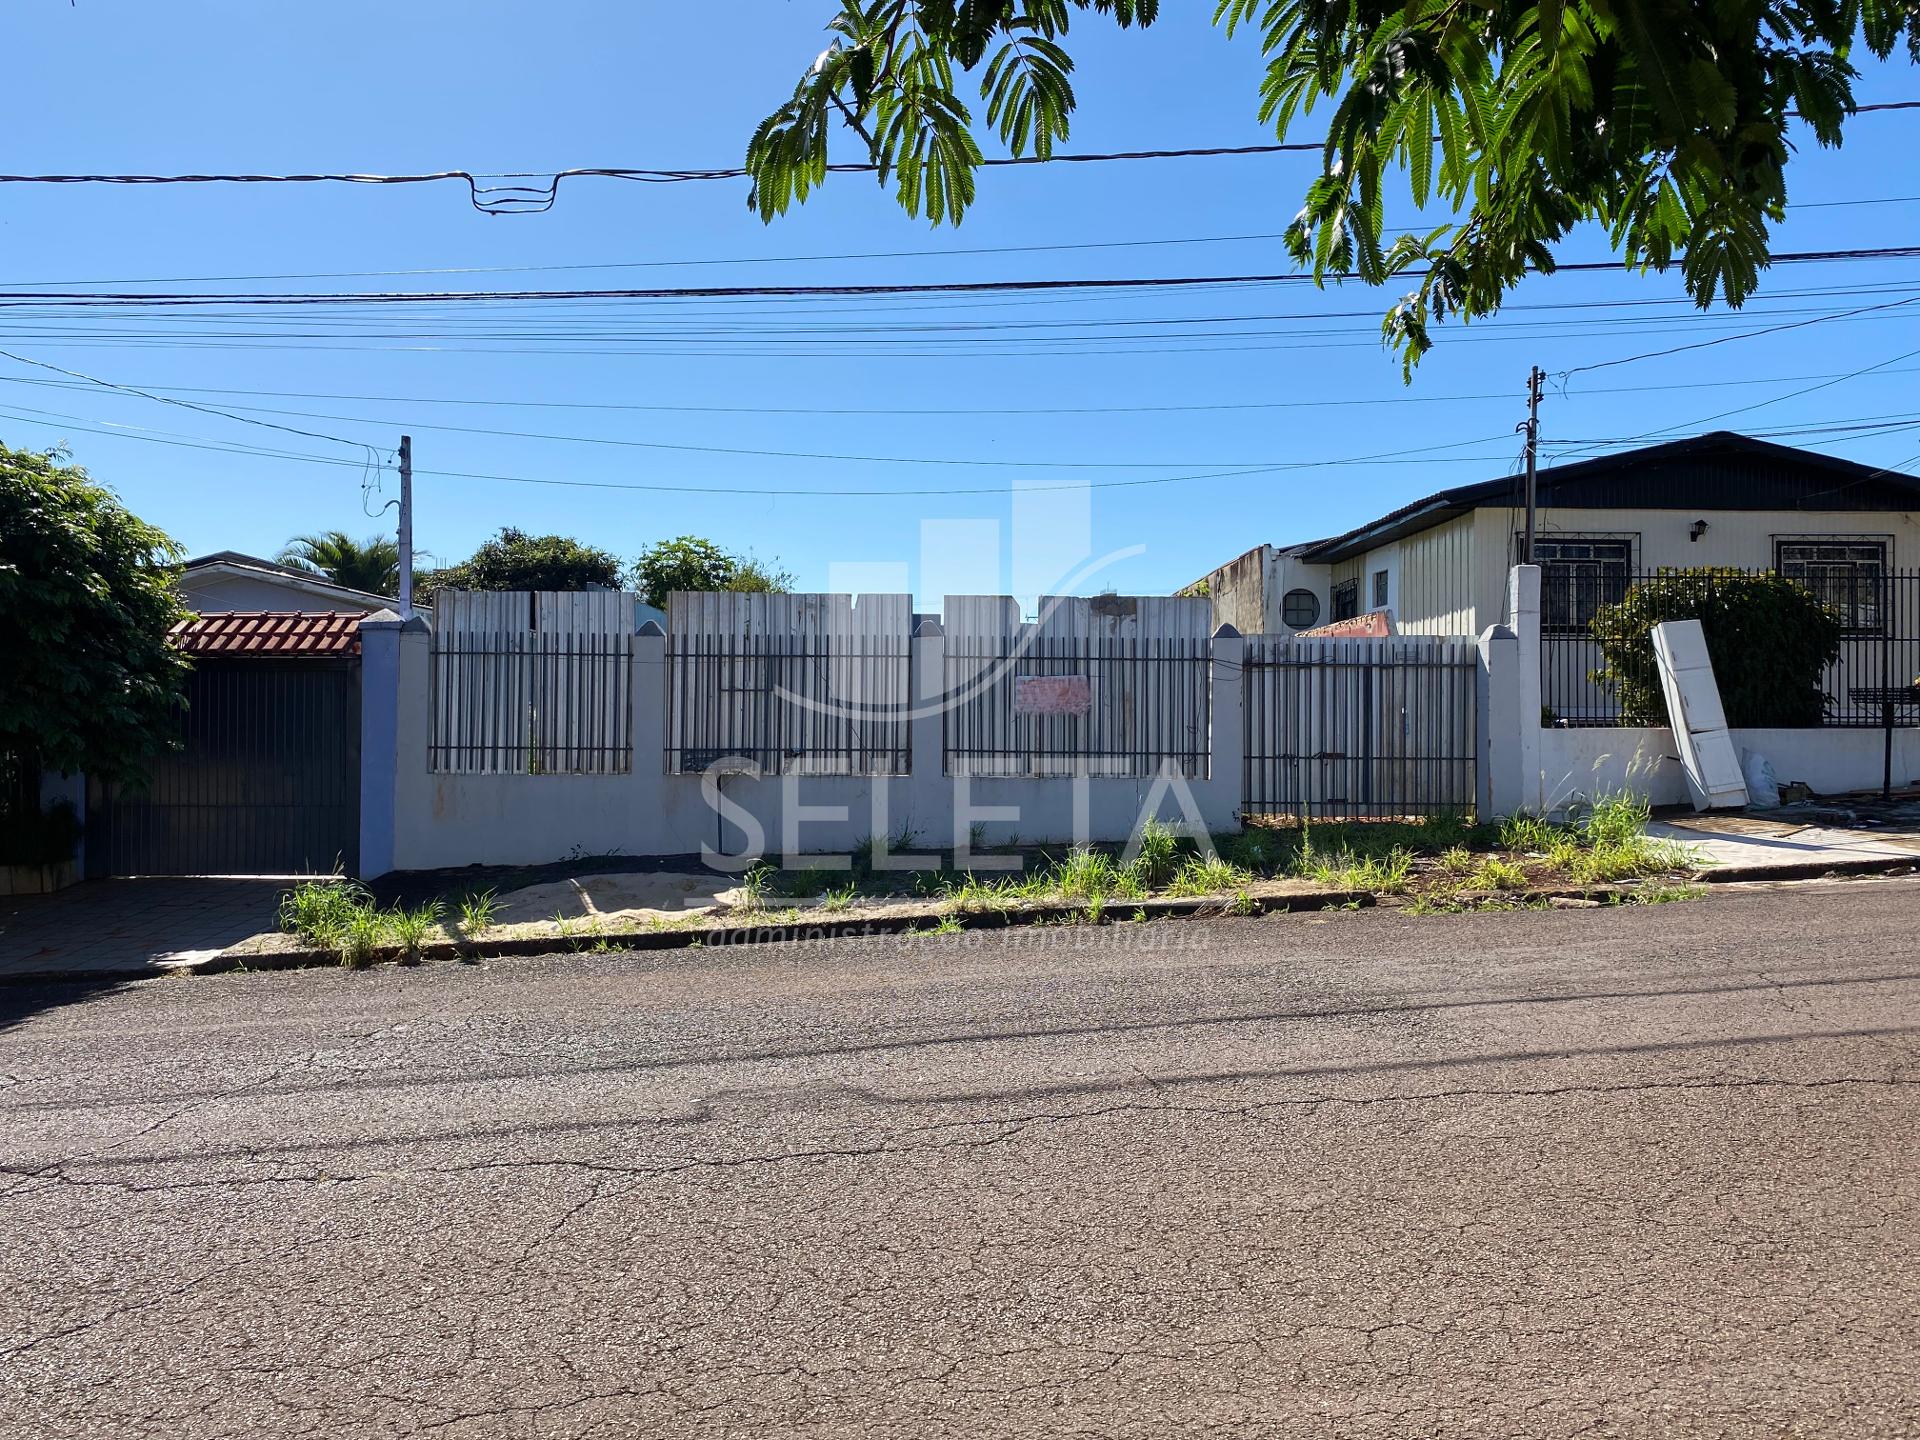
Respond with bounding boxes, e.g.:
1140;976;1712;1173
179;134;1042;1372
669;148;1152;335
1243;637;1478;820
87;659;360;876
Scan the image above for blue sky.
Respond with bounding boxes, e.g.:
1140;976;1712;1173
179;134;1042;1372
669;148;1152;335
2;3;1917;604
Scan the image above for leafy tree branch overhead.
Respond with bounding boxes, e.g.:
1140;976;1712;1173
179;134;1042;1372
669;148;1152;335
746;0;1920;373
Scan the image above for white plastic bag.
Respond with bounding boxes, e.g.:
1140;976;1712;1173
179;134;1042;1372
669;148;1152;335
1742;750;1781;809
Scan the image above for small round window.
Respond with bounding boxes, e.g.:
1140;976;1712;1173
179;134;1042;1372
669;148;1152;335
1282;589;1320;629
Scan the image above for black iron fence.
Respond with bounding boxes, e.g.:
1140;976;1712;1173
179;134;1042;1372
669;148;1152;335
431;632;634;774
665;634;911;776
1542;569;1920;729
1242;636;1479;819
942;635;1211;778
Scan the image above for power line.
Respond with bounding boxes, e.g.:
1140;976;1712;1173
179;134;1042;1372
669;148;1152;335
10;343;1920;470
5;359;1920;419
0;377;1510;471
8;192;1917;289
0;347;383;454
6;297;1911;363
1557;292;1920;381
0;101;1911;213
6;244;1916;309
1;276;1908;336
0;145;1331;216
0;396;1524;495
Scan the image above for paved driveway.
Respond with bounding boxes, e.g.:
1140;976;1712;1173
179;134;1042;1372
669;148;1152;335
0;878;288;981
1;879;1916;1437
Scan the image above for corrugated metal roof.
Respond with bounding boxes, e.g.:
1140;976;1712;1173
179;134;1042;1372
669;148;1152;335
170;611;363;658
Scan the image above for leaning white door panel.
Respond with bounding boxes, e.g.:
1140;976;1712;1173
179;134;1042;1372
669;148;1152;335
1651;619;1750;811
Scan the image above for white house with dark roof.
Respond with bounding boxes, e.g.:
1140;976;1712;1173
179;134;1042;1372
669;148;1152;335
1186;432;1920;642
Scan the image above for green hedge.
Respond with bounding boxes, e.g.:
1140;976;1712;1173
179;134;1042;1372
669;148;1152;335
1589;569;1842;728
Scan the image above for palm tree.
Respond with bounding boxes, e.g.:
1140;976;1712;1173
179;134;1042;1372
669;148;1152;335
277;531;400;597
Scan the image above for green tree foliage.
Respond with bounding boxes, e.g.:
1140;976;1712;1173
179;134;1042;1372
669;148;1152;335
1589;568;1843;727
418;528;624;599
747;1;1920;372
278;530;400;597
0;444;190;785
631;536;796;611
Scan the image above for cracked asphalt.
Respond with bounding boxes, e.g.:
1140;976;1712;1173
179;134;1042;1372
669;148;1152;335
2;878;1917;1439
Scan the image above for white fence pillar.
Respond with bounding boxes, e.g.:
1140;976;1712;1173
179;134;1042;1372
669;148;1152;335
1507;564;1544;812
1205;625;1246;832
1476;625;1524;819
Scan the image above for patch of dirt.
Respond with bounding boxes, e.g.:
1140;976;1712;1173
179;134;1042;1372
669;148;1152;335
490;871;756;926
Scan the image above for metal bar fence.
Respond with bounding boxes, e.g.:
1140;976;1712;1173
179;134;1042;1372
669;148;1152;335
663;634;911;776
941;635;1211;778
430;633;634;774
1541;569;1920;729
1242;637;1478;820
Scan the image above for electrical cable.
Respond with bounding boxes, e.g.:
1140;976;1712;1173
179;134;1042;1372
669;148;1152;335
6;244;1917;309
8;191;1917;289
1547;345;1920;462
0;397;1524;496
13;354;1920;471
0;347;383;454
0;101;1911;213
1557;292;1920;380
2;360;1917;420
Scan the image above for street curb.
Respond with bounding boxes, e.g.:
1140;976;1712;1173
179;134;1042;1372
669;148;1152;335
1691;854;1920;885
180;888;1378;976
34;864;1911;985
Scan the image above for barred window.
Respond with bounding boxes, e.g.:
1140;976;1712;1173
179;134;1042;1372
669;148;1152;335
1329;579;1359;623
1535;537;1634;634
1776;538;1888;633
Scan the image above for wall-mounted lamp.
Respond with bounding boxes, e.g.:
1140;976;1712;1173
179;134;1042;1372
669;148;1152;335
1689;520;1709;542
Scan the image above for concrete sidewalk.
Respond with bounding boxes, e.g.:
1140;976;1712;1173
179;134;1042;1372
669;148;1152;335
1652;811;1920;878
0;878;291;982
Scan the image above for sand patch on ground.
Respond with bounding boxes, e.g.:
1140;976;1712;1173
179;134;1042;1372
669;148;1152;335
492;871;751;925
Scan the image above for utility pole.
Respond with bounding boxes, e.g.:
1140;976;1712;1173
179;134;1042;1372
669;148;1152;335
397;434;415;618
1521;366;1544;564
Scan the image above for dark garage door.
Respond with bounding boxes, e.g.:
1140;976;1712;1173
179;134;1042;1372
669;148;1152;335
88;659;360;876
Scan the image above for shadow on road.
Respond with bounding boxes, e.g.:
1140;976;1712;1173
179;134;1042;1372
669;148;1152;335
0;974;143;1035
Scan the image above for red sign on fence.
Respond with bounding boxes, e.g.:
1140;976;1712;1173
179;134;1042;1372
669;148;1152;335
1013;675;1093;716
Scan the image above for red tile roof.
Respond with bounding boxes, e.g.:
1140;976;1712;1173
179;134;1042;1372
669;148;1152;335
171;611;364;658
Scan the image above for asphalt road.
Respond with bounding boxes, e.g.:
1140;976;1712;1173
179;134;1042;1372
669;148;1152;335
3;879;1917;1439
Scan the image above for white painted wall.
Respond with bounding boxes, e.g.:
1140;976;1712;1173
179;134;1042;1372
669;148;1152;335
1540;724;1920;814
368;623;1245;875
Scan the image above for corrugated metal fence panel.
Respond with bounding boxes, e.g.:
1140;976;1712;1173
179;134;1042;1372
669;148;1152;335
88;659;360;876
942;594;1214;778
664;593;912;775
1243;635;1478;819
430;591;635;774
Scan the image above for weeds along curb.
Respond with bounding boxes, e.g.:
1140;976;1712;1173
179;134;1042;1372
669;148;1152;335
180;876;1714;977
185;888;1377;975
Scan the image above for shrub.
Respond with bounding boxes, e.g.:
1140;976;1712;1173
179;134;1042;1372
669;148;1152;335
1588;569;1841;727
